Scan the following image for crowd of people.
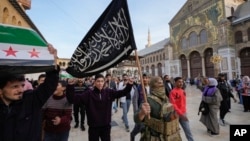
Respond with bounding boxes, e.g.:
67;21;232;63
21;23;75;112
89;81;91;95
1;45;250;141
195;73;250;136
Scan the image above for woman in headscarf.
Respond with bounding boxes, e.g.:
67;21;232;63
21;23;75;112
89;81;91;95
134;76;181;141
199;78;223;136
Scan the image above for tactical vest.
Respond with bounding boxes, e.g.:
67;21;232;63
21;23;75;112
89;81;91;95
141;95;182;141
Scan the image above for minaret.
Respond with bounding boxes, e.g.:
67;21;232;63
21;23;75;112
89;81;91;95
147;28;151;48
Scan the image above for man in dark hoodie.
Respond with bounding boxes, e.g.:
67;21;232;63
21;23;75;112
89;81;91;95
0;45;59;141
67;73;133;141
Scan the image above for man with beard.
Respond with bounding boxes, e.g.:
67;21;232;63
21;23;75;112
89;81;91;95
130;73;150;141
163;74;174;98
0;45;59;141
217;73;237;126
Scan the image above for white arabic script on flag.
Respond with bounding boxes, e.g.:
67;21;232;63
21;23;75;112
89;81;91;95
67;0;136;77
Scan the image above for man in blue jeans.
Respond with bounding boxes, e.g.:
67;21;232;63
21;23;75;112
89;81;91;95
118;74;131;132
170;77;194;141
130;73;150;141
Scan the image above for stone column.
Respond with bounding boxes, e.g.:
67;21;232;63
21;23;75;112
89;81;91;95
187;59;191;78
201;56;206;76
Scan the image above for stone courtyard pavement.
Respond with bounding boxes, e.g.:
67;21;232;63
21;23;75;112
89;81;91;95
69;85;250;141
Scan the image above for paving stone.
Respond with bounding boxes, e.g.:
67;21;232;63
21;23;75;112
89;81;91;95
69;85;250;141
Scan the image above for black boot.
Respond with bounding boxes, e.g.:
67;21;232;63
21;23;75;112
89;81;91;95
81;125;85;131
130;133;135;141
74;122;79;128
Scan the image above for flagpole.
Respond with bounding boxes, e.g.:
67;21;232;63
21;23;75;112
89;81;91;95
134;49;150;119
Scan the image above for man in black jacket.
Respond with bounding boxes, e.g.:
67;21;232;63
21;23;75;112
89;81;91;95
73;78;88;131
0;45;59;141
163;74;174;98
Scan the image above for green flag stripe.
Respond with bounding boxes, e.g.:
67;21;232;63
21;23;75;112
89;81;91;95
0;24;47;46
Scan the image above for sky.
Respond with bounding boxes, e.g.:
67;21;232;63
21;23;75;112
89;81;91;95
26;0;186;58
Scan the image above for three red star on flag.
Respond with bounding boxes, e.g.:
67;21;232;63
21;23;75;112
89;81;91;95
2;47;40;58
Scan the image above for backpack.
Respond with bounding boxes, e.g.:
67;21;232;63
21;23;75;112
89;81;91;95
198;100;209;115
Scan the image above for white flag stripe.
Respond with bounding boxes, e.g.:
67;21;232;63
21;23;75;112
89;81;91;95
0;43;53;60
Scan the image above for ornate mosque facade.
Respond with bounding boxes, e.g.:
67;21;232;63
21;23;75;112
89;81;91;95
138;0;250;80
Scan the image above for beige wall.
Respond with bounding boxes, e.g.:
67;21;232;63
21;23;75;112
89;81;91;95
0;0;30;27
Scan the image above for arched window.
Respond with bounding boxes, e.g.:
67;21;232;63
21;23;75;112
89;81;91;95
200;29;207;44
248;28;250;41
181;38;187;49
3;7;9;24
189;32;197;47
18;21;22;26
151;65;155;76
235;31;243;43
157;63;162;77
146;66;149;73
12;16;16;25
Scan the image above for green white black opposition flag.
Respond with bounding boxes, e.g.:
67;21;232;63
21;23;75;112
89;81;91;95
66;0;137;77
0;24;54;74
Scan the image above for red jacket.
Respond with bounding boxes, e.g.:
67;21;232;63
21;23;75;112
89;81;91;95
169;87;186;116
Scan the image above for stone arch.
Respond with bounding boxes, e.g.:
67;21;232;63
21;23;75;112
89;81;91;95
12;16;17;25
189;51;202;78
157;63;162;77
189;31;198;47
235;31;243;43
146;66;149;74
18;21;22;26
3;7;9;24
240;47;250;76
204;48;214;77
180;54;188;79
151;65;155;76
200;29;208;44
181;37;188;49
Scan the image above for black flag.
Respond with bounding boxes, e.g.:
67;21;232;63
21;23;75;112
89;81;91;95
66;0;137;77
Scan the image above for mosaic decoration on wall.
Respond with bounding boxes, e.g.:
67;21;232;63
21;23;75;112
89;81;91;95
171;0;223;49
